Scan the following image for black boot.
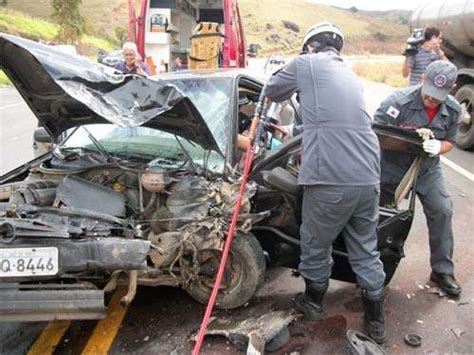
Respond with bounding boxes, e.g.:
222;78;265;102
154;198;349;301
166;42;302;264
294;279;328;321
362;289;386;344
430;272;462;296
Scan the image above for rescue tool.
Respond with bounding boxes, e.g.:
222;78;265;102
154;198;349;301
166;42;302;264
193;89;269;354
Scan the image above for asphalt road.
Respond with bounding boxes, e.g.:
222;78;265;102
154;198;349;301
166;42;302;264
0;88;37;174
0;77;473;354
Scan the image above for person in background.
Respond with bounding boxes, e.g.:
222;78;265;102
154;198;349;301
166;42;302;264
174;55;188;71
114;42;150;76
264;22;386;344
375;60;462;297
158;59;168;73
402;27;448;86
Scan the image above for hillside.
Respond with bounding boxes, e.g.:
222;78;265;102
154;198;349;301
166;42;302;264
6;0;140;44
239;0;407;55
5;0;408;55
0;8;115;55
359;9;411;26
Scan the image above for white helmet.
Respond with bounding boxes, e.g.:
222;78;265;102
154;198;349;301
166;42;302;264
302;22;344;50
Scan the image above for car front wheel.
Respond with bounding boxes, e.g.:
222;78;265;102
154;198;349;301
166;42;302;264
184;232;265;309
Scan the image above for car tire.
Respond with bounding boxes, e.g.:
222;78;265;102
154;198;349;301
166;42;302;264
185;232;266;309
455;84;474;150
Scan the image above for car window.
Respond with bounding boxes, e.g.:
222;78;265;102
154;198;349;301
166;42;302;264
267;100;297;126
164;77;233;155
62;124;225;173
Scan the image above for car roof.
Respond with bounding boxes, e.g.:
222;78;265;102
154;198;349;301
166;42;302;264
155;68;257;78
154;68;266;85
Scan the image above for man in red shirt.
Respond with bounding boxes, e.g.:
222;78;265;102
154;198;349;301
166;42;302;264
374;61;461;296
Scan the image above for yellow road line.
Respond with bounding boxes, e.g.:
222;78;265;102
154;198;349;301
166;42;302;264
27;320;71;355
81;288;129;355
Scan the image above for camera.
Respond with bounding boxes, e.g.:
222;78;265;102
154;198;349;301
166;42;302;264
402;28;424;56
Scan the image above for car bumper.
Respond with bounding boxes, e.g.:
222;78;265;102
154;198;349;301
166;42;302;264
0;237;150;281
0;284;106;322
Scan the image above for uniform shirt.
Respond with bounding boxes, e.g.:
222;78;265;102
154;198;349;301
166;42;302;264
264;49;380;187
373;85;460;190
408;49;438;86
114;61;151;75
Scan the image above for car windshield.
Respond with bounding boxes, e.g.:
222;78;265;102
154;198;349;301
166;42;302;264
163;77;233;154
62;125;225;173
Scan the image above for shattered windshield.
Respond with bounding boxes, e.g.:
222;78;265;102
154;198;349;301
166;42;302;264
164;77;233;154
63;125;225;172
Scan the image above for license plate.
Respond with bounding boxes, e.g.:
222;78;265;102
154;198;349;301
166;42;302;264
0;247;59;277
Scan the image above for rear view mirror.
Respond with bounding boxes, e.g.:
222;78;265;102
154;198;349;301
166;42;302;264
33;127;52;143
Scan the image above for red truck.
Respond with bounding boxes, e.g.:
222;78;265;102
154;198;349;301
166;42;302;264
128;0;247;71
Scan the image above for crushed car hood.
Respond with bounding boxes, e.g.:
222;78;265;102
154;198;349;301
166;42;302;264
0;33;221;154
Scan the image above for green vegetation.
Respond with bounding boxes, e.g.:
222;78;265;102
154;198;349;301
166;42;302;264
0;8;114;53
6;0;140;44
5;0;408;55
0;70;11;87
0;8;57;40
352;61;407;88
1;0;408;88
0;8;115;86
82;34;114;51
51;0;85;44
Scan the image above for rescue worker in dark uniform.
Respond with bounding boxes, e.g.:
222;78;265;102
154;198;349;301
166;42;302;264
374;60;462;296
264;22;386;343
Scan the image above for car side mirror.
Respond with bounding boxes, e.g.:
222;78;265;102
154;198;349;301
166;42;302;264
33;127;52;143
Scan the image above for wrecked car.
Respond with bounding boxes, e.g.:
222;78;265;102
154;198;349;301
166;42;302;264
0;34;423;322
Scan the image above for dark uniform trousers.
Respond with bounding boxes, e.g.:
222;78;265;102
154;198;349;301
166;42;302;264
418;173;454;274
300;185;386;297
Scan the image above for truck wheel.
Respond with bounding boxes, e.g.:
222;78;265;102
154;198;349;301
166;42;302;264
455;84;474;150
185;233;266;309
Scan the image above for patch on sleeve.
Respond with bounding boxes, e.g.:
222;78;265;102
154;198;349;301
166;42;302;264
386;106;400;118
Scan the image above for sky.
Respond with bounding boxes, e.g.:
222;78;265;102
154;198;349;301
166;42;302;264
308;0;430;11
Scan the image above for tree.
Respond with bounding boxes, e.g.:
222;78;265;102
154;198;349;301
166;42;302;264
115;26;128;45
51;0;85;44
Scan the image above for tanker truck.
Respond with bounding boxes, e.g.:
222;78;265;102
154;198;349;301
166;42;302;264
411;0;474;150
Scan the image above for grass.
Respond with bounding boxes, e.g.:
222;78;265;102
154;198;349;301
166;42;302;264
7;0;407;55
0;8;115;54
239;0;406;55
0;8;116;86
6;0;140;42
0;70;11;87
0;8;57;40
352;61;407;88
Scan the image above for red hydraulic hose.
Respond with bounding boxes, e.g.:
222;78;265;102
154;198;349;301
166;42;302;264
192;141;256;355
